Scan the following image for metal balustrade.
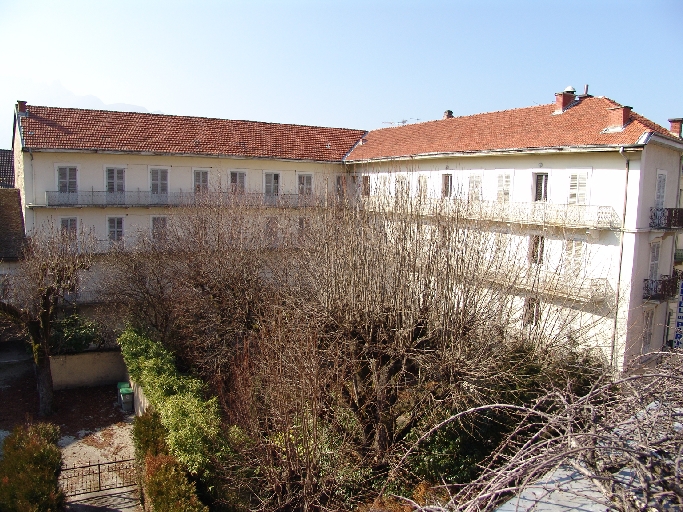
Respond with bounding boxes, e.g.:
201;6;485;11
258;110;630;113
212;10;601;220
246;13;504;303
649;208;683;230
483;267;614;304
45;191;326;208
643;275;679;301
43;191;621;230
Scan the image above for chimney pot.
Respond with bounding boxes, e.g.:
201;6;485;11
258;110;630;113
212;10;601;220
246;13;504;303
669;118;683;138
555;88;576;113
443;110;454;120
17;101;27;113
607;106;631;130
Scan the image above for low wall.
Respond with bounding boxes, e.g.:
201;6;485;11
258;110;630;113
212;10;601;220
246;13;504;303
132;380;151;416
50;351;128;390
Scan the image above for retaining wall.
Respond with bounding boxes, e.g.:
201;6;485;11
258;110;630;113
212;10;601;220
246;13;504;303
50;350;128;390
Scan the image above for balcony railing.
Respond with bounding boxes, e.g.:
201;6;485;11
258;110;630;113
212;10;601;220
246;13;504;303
675;249;683;264
44;191;327;208
484;267;614;304
643;275;679;301
650;208;683;230
359;197;621;230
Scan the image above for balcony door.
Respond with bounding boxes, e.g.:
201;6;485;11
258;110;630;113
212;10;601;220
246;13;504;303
534;173;548;201
106;168;125;205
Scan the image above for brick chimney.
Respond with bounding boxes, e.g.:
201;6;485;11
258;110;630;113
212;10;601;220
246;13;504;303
443;110;454;120
607;106;631;131
17;101;27;113
554;87;576;113
669;118;683;138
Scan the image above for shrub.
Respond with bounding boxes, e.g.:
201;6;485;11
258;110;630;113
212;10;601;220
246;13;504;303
118;329;221;475
132;410;168;461
144;454;208;512
0;423;64;512
49;314;101;354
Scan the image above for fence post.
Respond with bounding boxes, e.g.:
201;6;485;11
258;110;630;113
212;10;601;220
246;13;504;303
98;461;102;492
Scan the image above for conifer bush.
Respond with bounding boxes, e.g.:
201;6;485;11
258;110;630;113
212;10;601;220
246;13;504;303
0;423;64;512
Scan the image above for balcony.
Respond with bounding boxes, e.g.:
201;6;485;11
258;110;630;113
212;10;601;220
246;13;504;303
649;208;683;230
43;191;327;208
484;267;614;304
361;197;622;230
643;275;679;301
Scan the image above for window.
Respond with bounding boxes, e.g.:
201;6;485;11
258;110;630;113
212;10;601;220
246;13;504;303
194;170;208;193
361;175;371;197
418;175;428;200
61;217;77;235
534;173;548;201
468;174;482;202
568;173;587;205
151;169;168;194
108;217;123;242
396;175;409;200
523;297;541;326
497;173;511;202
564;239;584;274
298;174;313;195
529;235;544;264
230;171;246;193
655;171;666;209
265;173;280;196
643;309;654;351
152;216;167;240
442;174;453;198
336;175;346;198
58;166;77;193
649;242;660;281
106;168;125;193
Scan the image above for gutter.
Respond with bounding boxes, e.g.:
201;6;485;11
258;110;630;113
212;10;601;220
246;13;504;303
18;147;350;165
345;143;647;164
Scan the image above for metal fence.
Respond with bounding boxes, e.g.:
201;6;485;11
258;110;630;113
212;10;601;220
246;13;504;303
60;458;136;496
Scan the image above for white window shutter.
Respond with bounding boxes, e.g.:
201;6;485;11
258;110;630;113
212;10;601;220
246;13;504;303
655;173;666;209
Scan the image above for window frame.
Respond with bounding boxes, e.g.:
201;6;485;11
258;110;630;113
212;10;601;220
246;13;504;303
655;170;667;209
107;216;124;243
150;168;169;195
497;172;511;203
151;216;168;240
298;173;313;196
230;171;247;194
105;167;126;193
193;169;209;194
56;165;78;194
264;172;281;197
60;217;78;235
568;172;588;205
442;173;453;198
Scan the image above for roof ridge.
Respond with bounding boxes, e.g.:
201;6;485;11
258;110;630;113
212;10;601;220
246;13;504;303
26;104;366;133
369;102;556;133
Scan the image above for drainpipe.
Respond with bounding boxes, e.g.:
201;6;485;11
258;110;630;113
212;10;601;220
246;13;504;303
611;146;629;369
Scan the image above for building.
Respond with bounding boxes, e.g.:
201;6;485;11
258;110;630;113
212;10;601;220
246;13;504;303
9;88;683;370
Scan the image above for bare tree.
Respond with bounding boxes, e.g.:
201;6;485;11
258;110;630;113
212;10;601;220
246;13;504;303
0;224;95;416
105;190;615;510
396;351;683;511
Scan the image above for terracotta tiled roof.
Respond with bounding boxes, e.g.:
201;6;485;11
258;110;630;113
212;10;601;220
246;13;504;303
346;97;680;162
0;150;13;188
18;106;367;162
0;189;25;260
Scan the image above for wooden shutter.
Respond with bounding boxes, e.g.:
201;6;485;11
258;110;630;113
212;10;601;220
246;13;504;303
535;173;548;201
469;174;482;202
442;174;452;198
569;173;587;205
497;173;510;202
655;173;666;209
649;243;660;281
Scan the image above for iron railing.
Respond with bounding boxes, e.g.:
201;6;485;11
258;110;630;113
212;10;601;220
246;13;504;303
643;275;679;301
650;208;683;230
59;458;136;496
44;191;326;208
484;267;614;304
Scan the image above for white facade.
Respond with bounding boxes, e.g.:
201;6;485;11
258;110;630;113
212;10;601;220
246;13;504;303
10;99;683;372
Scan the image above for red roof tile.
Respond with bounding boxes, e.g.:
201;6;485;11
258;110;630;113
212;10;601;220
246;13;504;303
346;97;680;162
18;106;367;162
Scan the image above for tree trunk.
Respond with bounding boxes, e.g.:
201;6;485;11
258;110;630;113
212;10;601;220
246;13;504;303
28;319;55;417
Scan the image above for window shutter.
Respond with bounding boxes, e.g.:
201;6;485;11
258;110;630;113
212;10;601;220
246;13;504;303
497;173;510;202
160;170;168;194
649;243;660;281
655;173;666;209
469;174;481;201
535;174;548;201
569;173;587;205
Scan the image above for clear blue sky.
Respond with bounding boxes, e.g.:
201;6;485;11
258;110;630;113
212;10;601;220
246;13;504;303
0;0;681;149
